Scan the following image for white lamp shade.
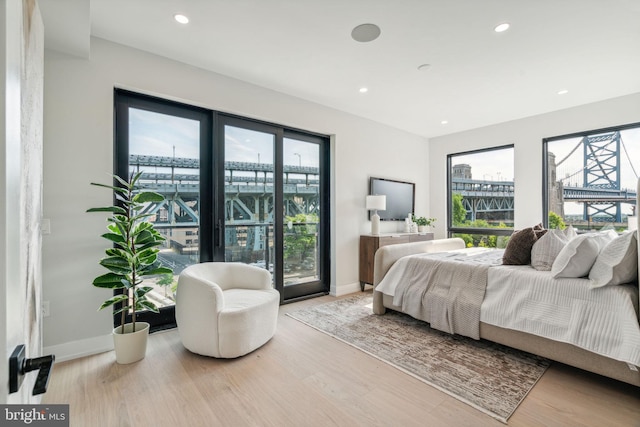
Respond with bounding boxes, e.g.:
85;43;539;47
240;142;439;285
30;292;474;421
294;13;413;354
628;216;637;231
366;195;386;211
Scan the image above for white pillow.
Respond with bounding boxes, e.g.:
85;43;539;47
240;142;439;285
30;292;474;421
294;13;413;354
551;230;617;278
564;225;578;240
589;231;638;287
531;229;571;271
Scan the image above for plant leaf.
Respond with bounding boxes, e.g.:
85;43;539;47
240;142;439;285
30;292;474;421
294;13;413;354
86;206;127;214
137;252;157;266
93;272;127;289
140;266;173;276
133;191;164;204
105;248;130;258
137;299;159;313
134;229;154;245
135;286;154;298
101;232;126;244
113;174;132;189
98;294;129;310
99;256;132;274
90;181;129;195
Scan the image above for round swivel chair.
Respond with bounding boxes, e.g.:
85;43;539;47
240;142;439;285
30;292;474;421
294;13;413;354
175;262;279;358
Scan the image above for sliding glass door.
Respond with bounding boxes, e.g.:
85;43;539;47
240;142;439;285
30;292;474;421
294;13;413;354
218;117;328;301
114;90;213;330
282;135;326;299
115;90;329;329
222;123;276;272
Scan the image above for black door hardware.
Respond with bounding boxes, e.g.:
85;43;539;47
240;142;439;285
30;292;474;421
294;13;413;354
9;344;55;395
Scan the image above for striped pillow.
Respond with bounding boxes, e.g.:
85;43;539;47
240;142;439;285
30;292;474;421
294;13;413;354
589;231;638;287
531;228;573;271
551;230;617;278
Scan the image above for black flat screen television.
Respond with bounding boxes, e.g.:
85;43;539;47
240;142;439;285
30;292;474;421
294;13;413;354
369;177;415;221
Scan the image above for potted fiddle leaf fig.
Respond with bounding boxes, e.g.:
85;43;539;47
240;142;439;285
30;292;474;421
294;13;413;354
87;171;172;364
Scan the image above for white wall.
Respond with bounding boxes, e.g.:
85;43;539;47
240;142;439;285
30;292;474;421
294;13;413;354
428;92;640;238
2;0;44;403
42;38;429;359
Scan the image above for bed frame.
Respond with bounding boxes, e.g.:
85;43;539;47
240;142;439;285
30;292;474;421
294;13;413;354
372;218;640;387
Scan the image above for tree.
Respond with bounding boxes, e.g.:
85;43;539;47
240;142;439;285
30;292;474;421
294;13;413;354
548;211;566;230
284;214;318;267
452;193;467;226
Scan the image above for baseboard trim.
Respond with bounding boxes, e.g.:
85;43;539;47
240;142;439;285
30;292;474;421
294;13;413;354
333;282;363;296
45;283;365;361
44;334;113;363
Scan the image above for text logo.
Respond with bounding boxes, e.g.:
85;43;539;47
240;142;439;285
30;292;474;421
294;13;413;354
0;405;69;426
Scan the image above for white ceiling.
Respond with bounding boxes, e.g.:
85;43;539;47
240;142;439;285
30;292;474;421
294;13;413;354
40;0;640;138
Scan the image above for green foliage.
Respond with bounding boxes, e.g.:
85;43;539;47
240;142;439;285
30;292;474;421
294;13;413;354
412;215;436;227
87;171;172;332
548;211;566;230
453;221;510;248
452;193;467;226
284;214;318;266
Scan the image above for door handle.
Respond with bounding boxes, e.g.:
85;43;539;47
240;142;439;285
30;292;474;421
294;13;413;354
9;344;55;395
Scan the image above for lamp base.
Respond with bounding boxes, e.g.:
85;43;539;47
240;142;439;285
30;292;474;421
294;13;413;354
371;212;380;235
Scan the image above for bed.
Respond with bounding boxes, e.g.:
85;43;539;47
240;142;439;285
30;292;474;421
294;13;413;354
372;214;640;387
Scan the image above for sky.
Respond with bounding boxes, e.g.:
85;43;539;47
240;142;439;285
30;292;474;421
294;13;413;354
548;127;639;192
129;108;319;171
547;127;639;216
130;107;636;216
450;147;514;182
449;126;639;217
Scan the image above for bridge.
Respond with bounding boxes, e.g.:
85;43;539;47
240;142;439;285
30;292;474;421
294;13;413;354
130;154;320;227
452;131;637;223
130;154;320;257
452;178;636;222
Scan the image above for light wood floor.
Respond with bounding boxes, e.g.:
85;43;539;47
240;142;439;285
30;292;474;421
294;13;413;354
43;292;640;427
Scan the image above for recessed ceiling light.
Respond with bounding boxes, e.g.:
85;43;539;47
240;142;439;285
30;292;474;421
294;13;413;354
494;23;510;33
359;87;369;93
174;14;189;24
441;120;449;125
557;89;569;95
417;64;431;71
351;24;381;42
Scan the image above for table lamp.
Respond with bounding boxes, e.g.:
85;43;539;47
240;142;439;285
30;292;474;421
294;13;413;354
366;195;386;235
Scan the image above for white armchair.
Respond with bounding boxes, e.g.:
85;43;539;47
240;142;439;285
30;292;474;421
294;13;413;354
175;262;280;358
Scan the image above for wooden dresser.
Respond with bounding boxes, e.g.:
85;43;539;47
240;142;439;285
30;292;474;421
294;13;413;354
359;232;434;291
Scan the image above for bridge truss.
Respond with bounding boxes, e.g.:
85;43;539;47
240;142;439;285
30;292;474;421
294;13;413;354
582;132;623;222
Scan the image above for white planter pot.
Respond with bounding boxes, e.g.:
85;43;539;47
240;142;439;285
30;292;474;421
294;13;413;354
418;225;427;232
112;322;150;364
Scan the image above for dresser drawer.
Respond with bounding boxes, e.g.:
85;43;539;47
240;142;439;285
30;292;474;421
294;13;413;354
378;235;411;247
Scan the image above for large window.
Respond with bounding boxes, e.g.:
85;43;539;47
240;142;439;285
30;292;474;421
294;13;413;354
115;90;330;331
543;123;639;231
447;146;515;247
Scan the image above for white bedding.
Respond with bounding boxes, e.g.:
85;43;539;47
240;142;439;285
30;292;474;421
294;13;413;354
376;247;640;367
481;265;640;367
375;247;504;297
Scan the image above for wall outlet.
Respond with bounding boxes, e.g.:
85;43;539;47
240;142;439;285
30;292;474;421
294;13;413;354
41;218;51;235
42;301;50;317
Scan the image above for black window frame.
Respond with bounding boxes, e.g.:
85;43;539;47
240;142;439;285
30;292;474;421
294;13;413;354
542;121;640;229
114;89;331;330
447;144;515;239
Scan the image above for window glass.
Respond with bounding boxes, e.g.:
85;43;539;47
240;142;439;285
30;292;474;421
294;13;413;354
545;124;639;231
128;107;201;310
448;146;514;247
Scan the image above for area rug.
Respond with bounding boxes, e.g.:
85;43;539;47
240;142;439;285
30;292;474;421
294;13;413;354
286;294;550;423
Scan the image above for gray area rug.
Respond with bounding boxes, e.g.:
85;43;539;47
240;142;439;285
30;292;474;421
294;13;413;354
287;294;550;423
